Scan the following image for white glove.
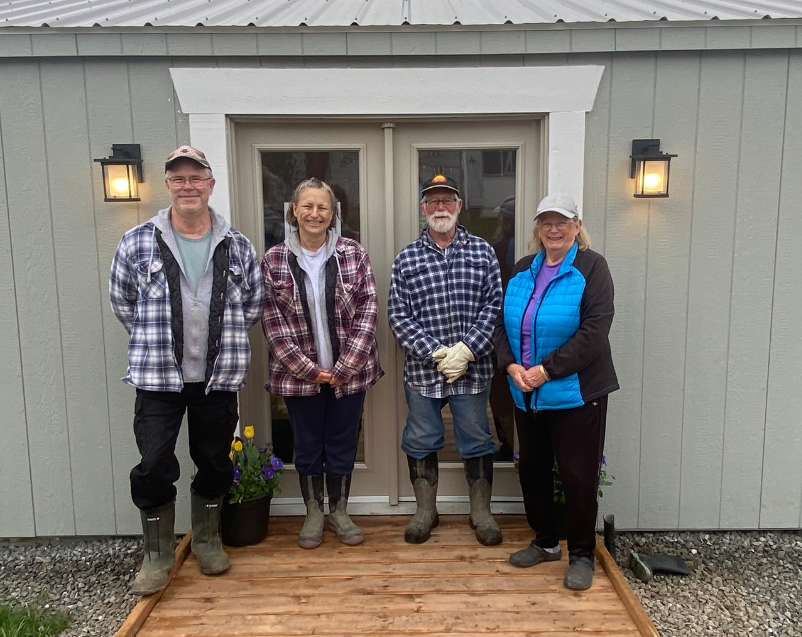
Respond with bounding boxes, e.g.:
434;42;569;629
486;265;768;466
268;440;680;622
436;342;475;383
432;346;449;362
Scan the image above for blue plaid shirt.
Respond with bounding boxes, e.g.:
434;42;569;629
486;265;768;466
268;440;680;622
389;225;502;398
109;208;264;393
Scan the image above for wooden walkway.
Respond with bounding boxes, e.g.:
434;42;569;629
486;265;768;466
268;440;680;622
117;515;658;637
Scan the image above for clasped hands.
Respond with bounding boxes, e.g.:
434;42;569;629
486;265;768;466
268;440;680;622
507;363;548;392
313;370;343;388
432;342;475;383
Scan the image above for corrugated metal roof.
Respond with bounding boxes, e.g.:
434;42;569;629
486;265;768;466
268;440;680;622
1;0;801;28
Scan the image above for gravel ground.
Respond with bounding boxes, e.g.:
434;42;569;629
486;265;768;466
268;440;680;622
1;530;800;636
615;530;802;637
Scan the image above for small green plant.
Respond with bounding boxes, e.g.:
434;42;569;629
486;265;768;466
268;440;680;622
513;453;615;503
0;602;70;637
227;425;284;504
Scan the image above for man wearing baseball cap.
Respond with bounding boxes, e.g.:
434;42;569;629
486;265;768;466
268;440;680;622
110;146;264;594
389;174;503;546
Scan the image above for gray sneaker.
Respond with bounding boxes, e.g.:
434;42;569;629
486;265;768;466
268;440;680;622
509;541;563;568
564;555;594;590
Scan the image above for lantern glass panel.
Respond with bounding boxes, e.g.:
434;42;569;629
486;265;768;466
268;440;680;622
104;163;138;201
636;158;670;197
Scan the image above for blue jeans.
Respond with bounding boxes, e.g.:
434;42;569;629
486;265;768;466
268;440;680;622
401;384;494;460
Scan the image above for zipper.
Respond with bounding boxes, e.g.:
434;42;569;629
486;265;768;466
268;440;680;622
528;258;565;410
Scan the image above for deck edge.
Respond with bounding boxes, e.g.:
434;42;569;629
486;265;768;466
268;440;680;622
113;531;193;637
595;535;660;637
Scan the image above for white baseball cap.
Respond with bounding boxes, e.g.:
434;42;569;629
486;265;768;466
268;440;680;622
535;193;579;219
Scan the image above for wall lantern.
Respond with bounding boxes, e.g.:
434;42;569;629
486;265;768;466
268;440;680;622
630;139;677;198
94;144;143;202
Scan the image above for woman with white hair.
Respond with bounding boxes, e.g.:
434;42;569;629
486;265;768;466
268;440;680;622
494;193;618;591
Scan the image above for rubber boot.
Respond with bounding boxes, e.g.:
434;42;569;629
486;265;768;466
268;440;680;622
464;454;502;546
326;474;364;546
190;493;230;575
131;504;176;595
404;453;439;544
298;474;325;549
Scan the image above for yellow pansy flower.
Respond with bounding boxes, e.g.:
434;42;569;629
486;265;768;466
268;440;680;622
243;425;255;439
233;440;243;452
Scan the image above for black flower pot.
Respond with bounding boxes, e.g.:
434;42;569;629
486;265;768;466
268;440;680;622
221;492;272;547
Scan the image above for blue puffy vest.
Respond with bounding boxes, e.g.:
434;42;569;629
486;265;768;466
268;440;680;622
503;243;586;411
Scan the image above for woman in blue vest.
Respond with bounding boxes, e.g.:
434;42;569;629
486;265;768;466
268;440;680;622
494;193;618;591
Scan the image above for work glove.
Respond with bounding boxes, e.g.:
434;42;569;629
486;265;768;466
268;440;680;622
436;341;475;383
432;346;449;363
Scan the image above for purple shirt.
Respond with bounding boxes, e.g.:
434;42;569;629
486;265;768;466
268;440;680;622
521;260;561;368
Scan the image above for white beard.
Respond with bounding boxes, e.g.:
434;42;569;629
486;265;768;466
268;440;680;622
427;210;458;234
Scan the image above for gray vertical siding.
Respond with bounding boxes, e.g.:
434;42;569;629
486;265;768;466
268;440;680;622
0;46;800;536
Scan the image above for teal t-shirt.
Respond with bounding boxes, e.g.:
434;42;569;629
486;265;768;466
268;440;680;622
173;228;212;294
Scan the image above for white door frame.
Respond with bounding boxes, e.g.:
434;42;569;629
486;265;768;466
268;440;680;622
170;66;603;224
170;66;604;515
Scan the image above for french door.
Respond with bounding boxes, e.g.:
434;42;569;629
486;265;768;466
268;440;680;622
233;117;541;512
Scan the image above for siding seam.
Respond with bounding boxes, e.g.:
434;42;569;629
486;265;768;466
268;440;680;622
678;52;703;530
83;59;120;534
39;60;77;535
762;51;791;529
717;52;747;528
0;64;35;536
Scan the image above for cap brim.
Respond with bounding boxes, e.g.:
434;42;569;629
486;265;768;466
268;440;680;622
535;207;577;218
165;155;210;171
421;184;459;195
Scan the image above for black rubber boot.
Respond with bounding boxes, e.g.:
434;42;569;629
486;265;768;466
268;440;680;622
298;474;325;549
404;453;439;544
191;493;230;575
464;454;502;546
326;474;364;546
131;503;176;595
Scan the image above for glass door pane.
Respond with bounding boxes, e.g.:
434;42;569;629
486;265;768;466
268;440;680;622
259;149;366;466
417;148;517;463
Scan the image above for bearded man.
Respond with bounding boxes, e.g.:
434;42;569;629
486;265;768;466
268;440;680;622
388;174;503;546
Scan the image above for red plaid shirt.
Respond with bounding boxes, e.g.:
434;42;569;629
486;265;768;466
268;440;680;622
261;237;384;398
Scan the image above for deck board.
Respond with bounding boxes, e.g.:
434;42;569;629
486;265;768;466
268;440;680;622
126;515;655;637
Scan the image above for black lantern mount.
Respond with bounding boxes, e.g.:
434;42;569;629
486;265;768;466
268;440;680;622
94;143;144;202
630;139;677;198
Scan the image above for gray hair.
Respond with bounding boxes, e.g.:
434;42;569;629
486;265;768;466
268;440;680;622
286;178;339;230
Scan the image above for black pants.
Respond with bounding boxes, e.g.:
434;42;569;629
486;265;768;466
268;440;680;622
283;385;365;477
130;383;238;512
514;395;608;560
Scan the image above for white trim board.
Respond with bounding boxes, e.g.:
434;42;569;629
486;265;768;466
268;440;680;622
170;66;604;222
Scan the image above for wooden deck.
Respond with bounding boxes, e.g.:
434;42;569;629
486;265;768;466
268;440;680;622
117;515;658;637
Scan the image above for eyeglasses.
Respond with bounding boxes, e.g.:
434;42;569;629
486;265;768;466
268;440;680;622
425;197;458;208
537;220;575;230
167;176;212;187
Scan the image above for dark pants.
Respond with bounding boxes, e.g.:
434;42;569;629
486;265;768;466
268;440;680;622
514;395;608;560
130;383;238;512
284;385;365;477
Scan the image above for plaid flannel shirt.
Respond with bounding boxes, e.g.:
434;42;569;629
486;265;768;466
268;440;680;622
261;235;384;398
389;225;502;398
109;209;264;393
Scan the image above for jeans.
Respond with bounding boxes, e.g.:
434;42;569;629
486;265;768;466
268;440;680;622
130;383;238;512
401;384;495;459
284;385;365;477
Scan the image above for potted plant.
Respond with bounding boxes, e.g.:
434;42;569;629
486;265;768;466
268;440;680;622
221;425;284;547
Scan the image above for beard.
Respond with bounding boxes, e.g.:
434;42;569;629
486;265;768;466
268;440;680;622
427;210;459;234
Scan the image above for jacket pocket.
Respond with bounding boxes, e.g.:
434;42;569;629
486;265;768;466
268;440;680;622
336;282;359;321
227;264;244;304
135;260;166;300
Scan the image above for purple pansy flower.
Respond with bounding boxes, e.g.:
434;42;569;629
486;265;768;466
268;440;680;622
270;456;284;471
262;466;275;479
